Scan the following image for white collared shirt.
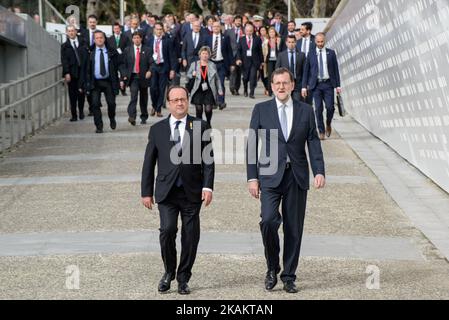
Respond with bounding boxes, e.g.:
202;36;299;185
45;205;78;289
153;37;164;63
316;47;330;80
169;115;187;145
302;37;311;56
192;32;200;47
212;34;223;61
169;115;213;193
71;37;79;49
275;97;294;138
89;29;97;46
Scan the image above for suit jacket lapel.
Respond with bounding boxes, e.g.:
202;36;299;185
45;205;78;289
288;102;298;142
182;115;196;152
269;99;286;142
163;117;176;148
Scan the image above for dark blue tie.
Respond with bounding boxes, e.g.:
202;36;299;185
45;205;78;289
100;49;106;77
290;50;295;78
319;49;324;80
174;121;183;187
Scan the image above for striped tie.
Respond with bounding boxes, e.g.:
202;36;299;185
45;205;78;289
212;36;218;60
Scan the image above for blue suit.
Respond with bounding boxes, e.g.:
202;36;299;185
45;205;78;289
247;98;325;282
303;48;341;133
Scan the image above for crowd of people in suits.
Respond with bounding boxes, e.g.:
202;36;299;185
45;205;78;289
61;10;341;139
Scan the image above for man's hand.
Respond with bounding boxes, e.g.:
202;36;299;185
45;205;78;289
64;74;71;83
336;87;342;94
230;65;235;72
236;60;242;66
145;71;152;79
142;196;155;210
314;175;326;189
192;71;197;77
301;88;308;98
202;191;213;207
248;181;260;199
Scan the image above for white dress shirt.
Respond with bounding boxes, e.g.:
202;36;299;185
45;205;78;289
211;34;223;61
153;37;164;63
276;97;293;140
192;32;200;48
302;37;311;56
71;37;79;49
89;29;97;46
316;47;330;80
169;116;213;193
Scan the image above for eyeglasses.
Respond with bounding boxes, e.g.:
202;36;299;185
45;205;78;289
273;81;292;87
169;98;188;103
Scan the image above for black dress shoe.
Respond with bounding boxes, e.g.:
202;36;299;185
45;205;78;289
95;128;103;134
325;123;332;138
128;117;136;126
244;91;248;97
158;273;175;293
249;94;255;99
218;103;227;110
141;119;147;125
79;113;85;120
265;270;278;291
110;119;117;130
178;283;191;295
283;281;298;293
235;91;240;96
70;117;77;122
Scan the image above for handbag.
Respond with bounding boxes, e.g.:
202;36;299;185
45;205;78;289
185;61;197;93
336;93;346;117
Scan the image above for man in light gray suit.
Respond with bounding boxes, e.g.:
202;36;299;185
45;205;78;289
276;35;306;103
225;15;243;96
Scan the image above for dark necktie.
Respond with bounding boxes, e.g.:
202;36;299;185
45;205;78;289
72;41;80;66
174;121;183;187
174;120;182;154
290;50;295;78
100;49;106;77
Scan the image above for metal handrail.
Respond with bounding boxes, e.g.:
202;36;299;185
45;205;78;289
0;65;62;91
0;80;64;113
0;64;68;154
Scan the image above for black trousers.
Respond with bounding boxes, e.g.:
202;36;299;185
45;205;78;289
242;64;258;95
127;74;149;121
260;167;307;282
229;64;241;93
90;79;116;129
150;64;169;112
158;185;202;284
67;76;85;118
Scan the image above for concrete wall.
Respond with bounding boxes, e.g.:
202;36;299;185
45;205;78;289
0;7;60;84
23;14;61;75
326;0;449;193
